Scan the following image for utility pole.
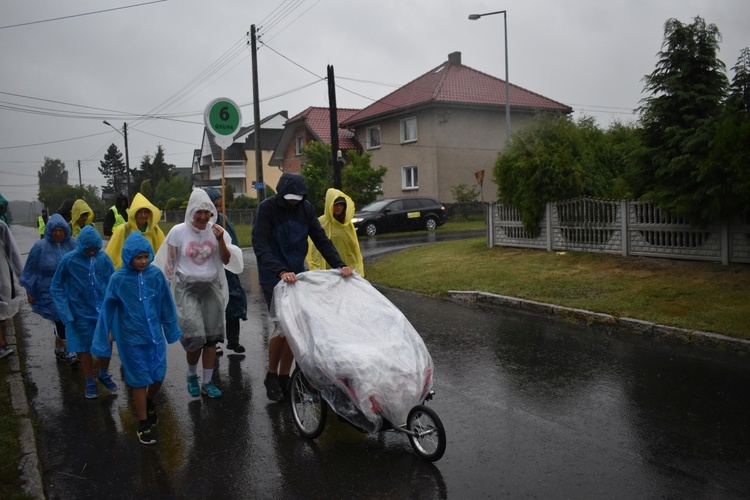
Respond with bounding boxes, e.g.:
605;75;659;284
327;65;342;190
77;160;82;187
250;25;265;202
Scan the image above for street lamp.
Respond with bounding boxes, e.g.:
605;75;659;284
469;10;511;144
103;120;131;196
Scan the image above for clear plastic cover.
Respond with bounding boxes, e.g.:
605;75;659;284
272;270;433;433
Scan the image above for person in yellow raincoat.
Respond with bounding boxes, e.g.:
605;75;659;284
106;193;165;269
306;188;364;277
70;199;94;238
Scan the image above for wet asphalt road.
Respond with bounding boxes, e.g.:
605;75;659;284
10;224;750;499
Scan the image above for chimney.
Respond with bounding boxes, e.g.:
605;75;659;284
448;51;461;65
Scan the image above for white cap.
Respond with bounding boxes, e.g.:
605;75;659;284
284;194;303;201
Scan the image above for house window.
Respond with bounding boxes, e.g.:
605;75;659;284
295;135;304;156
402;165;418;190
366;126;381;149
400;117;417;144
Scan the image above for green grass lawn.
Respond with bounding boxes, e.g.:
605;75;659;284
364;237;750;339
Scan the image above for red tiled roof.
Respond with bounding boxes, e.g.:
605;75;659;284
286;107;361;150
341;54;572;126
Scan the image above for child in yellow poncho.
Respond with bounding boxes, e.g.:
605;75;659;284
106;193;165;269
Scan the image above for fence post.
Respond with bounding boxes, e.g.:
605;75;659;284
546;202;552;252
621;200;629;257
722;223;729;265
487;203;494;248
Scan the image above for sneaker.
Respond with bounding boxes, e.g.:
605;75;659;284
85;383;99;399
187;375;200;397
55;349;68;362
264;372;283;402
215;344;223;356
226;343;246;353
147;404;158;427
201;381;223;399
137;424;157;445
0;345;13;359
67;353;80;366
97;374;117;392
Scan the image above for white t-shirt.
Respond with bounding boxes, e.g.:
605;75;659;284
164;222;222;281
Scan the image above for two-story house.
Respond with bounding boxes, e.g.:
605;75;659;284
193;111;287;198
269;107;362;173
340;51;572;202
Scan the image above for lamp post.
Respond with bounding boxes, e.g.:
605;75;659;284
103;120;131;196
469;10;511;145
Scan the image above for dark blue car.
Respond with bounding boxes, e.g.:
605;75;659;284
352;196;447;236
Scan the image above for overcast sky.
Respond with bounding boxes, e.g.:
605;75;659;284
1;0;748;204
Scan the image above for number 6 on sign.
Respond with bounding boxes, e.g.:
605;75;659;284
204;98;242;150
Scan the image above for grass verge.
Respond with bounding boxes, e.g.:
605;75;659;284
365;237;750;339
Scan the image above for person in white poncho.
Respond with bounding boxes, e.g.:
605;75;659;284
154;189;243;399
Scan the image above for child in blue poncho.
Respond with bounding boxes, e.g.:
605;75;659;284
51;225;116;399
21;213;80;365
92;231;181;445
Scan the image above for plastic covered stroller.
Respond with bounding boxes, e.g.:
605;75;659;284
271;270;446;461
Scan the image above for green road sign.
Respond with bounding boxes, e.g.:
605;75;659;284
204;98;242;150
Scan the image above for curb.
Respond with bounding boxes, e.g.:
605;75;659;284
6;317;45;500
446;290;750;356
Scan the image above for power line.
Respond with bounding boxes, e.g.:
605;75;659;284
0;0;167;30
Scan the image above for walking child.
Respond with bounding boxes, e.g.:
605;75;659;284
92;231;181;445
51;226;117;398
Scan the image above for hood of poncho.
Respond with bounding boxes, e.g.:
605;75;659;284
128;193;162;231
76;225;102;253
184;189;217;225
122;231;154;271
44;213;72;241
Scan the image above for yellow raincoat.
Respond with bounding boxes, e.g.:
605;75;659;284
306;188;364;277
70;199;94;237
105;193;165;269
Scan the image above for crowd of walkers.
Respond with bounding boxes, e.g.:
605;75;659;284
0;173;362;446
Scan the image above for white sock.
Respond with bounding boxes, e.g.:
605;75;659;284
203;368;214;382
187;363;198;377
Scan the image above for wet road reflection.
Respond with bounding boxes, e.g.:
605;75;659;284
9;224;750;498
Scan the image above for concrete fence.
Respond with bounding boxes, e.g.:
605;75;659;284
488;197;750;265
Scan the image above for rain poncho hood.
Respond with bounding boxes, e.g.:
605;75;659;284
50;225;114;325
252;174;345;285
106;193;165;269
153;189;243;342
20;213;77;321
307;188;364;277
70;199;94;237
0;221;23;320
92;231;181;387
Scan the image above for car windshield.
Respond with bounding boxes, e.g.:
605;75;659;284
358;200;391;213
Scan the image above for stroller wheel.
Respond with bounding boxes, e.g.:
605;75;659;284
290;368;327;439
407;405;446;462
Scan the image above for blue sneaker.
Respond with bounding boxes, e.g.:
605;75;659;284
97;374;117;392
187;375;200;397
85;383;99;399
201;381;222;399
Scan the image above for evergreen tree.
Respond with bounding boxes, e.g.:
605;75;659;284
37;157;68;194
98;143;127;194
635;16;729;224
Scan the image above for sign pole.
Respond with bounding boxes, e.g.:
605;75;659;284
221;149;226;224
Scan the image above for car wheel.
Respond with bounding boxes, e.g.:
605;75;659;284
425;217;437;231
364;222;378;236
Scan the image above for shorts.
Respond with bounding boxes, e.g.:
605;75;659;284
65;318;97;353
174;278;225;352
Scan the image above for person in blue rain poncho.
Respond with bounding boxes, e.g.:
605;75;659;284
92;231;181;445
51;226;116;399
20;213;80;365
